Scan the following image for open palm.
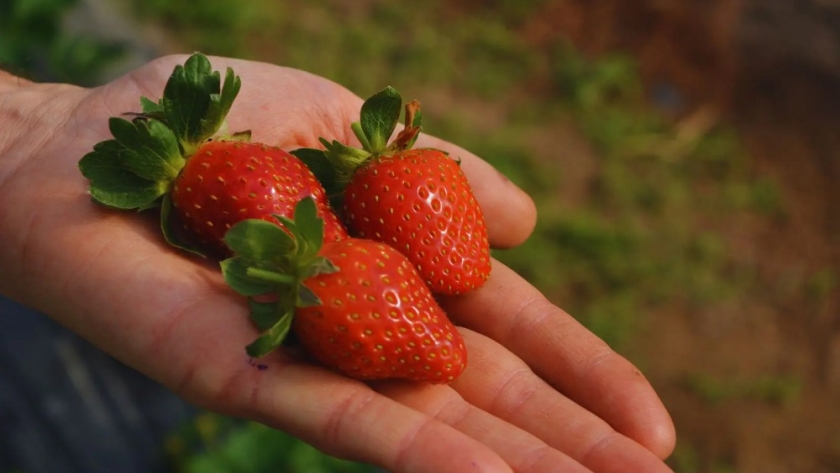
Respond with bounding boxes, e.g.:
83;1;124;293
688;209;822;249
0;55;675;473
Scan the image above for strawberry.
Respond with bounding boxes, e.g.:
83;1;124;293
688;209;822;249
79;53;346;258
221;198;467;383
294;87;491;295
169;140;345;258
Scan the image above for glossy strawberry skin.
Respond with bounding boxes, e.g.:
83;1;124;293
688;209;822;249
293;238;467;383
341;149;491;295
171;140;347;257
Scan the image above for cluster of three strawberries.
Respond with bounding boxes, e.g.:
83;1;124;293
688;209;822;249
80;53;492;384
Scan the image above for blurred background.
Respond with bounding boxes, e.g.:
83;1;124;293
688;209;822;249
1;0;839;472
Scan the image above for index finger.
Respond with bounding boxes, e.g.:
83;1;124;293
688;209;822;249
214;359;516;473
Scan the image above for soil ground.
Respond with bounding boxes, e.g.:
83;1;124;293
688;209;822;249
527;2;840;471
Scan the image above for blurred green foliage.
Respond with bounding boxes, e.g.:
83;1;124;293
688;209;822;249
0;0;124;84
165;413;376;473
684;373;802;407
130;0;259;57
669;443;739;473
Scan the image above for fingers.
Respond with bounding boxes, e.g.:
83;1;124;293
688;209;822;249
449;330;674;473
376;380;593;473
200;361;514;473
441;261;677;460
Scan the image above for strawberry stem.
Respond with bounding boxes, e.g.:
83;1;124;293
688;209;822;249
390;100;422;151
245;267;296;284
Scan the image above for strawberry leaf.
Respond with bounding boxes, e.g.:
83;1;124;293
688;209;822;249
292;147;341;198
292;197;324;258
203;66;241;140
358;86;402;153
161;53;241;156
246;309;294;358
140;96;164;117
275;199;324;262
108;117;184;182
160;194;207;257
224;219;295;261
223;198;341;358
350;122;373;151
248;298;288;331
297;284;321;307
321;138;372;166
317;138;372;187
221;257;281;296
79;140;167;209
300;256;338;280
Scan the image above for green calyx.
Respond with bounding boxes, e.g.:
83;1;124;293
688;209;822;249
79;53;241;208
292;86;423;200
221;198;338;357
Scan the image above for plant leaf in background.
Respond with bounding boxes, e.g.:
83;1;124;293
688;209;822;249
0;0;125;85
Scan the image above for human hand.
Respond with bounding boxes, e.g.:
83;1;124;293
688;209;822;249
0;55;675;473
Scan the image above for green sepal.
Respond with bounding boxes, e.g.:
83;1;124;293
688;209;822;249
220;198;340;358
79;140;167;210
248;298;285;332
321;138;372;168
220;199;333;291
292;147;341;198
297;284;321;308
290;197;323;259
82;116;182;211
246;309;294;358
108;117;184;182
317;138;373;189
358;86;402;153
300;255;338;280
221;257;280;296
139;96;164;118
224;218;295;262
160;53;241;156
350;122;373;152
160;193;207;257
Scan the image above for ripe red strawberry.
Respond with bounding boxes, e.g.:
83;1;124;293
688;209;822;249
222;198;467;383
294;87;491;295
342;147;489;295
170;140;346;258
295;238;466;381
79;53;346;257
